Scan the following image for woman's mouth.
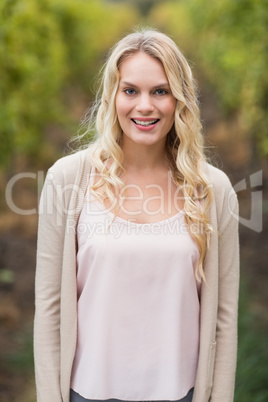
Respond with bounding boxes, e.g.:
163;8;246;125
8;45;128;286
131;118;160;130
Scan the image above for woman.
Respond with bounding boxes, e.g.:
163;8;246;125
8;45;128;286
34;29;239;402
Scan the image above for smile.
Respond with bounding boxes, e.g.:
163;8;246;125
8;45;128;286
131;118;160;127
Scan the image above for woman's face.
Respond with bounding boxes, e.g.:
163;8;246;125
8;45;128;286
115;52;177;149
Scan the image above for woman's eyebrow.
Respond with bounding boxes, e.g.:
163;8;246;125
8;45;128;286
120;81;170;89
119;81;137;87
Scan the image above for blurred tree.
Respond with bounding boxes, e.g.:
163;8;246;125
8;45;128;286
0;0;138;171
150;0;268;158
0;0;66;168
50;0;138;91
107;0;165;16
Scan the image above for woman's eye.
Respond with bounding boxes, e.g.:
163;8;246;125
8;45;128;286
155;89;168;95
124;89;136;95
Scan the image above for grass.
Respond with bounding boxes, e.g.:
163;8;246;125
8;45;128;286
2;327;34;372
235;277;268;402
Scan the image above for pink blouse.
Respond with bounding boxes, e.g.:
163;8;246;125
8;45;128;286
71;187;200;400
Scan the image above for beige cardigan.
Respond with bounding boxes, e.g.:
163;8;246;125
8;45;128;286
34;148;239;402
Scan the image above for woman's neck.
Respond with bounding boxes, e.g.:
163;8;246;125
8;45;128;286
121;139;169;172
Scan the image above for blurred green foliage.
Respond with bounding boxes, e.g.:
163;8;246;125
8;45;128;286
0;0;138;169
235;279;268;402
1;0;267;168
150;0;268;157
0;0;66;167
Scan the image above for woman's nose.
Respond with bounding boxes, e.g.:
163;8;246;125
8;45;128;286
135;94;154;113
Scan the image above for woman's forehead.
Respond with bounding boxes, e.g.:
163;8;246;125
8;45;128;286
118;52;169;85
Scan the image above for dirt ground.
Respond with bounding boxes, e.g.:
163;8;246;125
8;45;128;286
0;115;267;401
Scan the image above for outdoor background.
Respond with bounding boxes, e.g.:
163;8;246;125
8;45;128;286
0;0;267;401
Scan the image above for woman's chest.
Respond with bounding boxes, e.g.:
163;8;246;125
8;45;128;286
105;175;184;224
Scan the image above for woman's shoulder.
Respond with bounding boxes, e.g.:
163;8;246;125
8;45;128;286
202;161;238;226
47;148;91;185
202;161;234;191
49;148;89;171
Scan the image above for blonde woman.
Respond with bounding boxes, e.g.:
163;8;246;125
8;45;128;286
34;29;240;402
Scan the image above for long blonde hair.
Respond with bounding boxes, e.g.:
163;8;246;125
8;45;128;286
79;28;213;282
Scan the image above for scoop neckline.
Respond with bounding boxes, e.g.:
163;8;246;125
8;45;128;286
86;171;185;226
111;208;185;226
88;195;185;227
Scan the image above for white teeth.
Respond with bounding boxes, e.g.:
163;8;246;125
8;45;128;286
133;119;158;126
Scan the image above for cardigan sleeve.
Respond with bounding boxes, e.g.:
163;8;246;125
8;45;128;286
210;188;240;402
34;168;66;402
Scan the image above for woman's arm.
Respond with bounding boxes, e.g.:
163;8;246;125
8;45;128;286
34;169;66;401
211;191;240;401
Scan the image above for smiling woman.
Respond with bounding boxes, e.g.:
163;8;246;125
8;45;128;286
116;52;176;146
34;29;240;402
